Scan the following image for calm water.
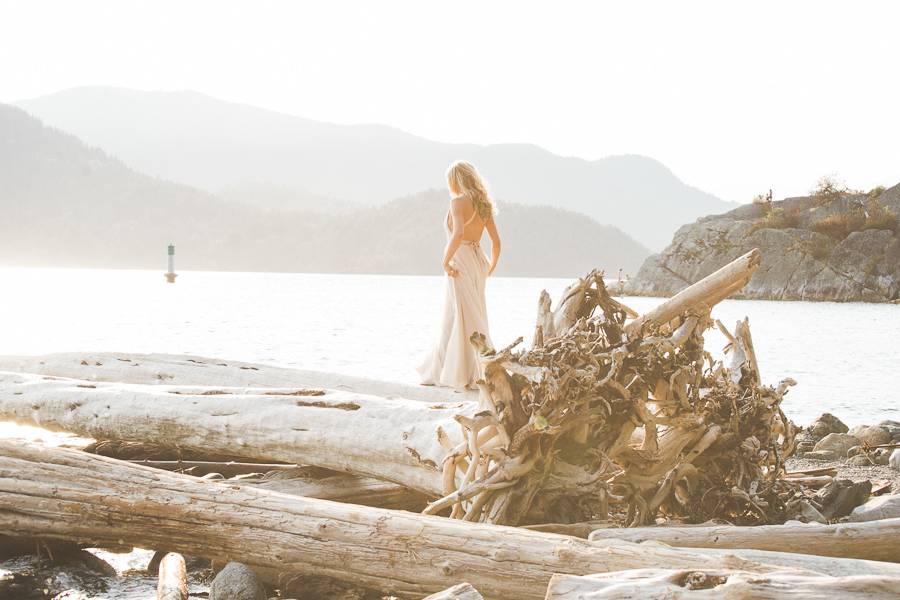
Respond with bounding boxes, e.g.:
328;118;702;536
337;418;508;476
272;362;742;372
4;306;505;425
1;267;898;427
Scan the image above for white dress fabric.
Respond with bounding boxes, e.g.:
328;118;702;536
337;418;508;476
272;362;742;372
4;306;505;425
417;224;493;389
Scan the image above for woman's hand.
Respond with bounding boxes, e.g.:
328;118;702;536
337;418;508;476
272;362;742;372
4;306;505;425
444;263;459;278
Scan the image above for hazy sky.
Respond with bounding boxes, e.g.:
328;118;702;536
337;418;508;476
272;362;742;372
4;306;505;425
2;0;898;202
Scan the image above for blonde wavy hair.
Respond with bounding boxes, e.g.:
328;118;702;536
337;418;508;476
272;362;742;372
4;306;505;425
446;160;496;222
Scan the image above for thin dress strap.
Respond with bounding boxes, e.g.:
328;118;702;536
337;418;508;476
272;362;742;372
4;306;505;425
446;200;483;231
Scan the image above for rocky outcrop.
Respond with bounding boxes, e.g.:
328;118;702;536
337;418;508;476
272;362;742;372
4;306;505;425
626;183;900;302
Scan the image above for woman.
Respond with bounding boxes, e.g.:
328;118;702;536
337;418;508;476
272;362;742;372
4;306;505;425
418;161;501;389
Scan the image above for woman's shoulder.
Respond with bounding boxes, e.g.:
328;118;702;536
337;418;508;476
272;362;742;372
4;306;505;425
449;193;474;209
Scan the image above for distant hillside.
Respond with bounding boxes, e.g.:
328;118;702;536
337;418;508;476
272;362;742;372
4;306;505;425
627;183;900;302
314;190;650;276
16;87;736;250
218;182;359;214
0;104;649;277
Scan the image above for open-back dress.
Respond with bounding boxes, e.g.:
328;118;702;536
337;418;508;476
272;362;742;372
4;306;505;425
416;209;493;389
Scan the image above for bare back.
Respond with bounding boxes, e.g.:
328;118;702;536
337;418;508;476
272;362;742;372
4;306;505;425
446;195;488;242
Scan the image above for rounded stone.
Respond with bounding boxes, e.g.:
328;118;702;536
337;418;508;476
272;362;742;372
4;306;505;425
848;425;891;446
209;562;266;600
877;420;900;442
807;413;849;439
812;433;860;458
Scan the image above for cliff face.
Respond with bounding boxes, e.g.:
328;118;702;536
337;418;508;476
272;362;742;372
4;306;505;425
626;183;900;302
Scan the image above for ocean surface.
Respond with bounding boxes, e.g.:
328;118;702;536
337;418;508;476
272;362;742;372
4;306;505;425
1;266;898;427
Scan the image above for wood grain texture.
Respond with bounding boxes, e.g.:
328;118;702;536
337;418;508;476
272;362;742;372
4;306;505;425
588;519;900;563
4;441;900;599
545;568;900;599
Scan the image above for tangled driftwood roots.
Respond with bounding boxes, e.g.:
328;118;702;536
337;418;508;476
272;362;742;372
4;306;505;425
426;249;813;527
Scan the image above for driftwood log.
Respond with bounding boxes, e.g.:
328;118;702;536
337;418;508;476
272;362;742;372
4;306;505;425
121;460;427;511
156;552;188;600
545;569;900;599
249;469;428;511
0;374;462;495
0;352;463;404
3;441;900;600
588;518;900;563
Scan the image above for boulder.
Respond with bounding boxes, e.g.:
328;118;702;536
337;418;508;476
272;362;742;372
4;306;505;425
813;433;861;458
846;454;874;467
874;448;892;465
796;500;827;524
878;420;900;442
793;429;818;455
891;449;900;471
209;562;266;600
808;414;849;439
848;494;900;522
814;479;871;520
848;425;892;446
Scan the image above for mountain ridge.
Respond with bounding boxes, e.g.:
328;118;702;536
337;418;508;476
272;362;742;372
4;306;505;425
0;103;649;277
15;86;737;250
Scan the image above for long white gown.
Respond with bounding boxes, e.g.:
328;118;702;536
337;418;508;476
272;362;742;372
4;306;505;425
417;219;493;389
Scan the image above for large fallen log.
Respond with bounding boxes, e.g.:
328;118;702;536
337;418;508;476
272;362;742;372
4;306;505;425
117;460;428;511
0;374;463;495
0;352;468;403
3;441;900;600
545;568;900;599
249;469;429;511
588;519;900;563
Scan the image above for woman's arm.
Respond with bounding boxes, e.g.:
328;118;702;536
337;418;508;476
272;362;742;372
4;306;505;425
442;197;467;277
485;215;501;275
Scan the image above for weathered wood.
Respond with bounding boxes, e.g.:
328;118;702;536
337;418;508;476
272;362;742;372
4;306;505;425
588;518;900;563
625;249;760;335
130;459;299;477
423;582;484;600
4;441;900;600
157;552;188;600
523;521;611;538
250;471;429;511
127;460;428;511
785;466;838;478
545;569;900;599
0;371;466;495
0;352;470;404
